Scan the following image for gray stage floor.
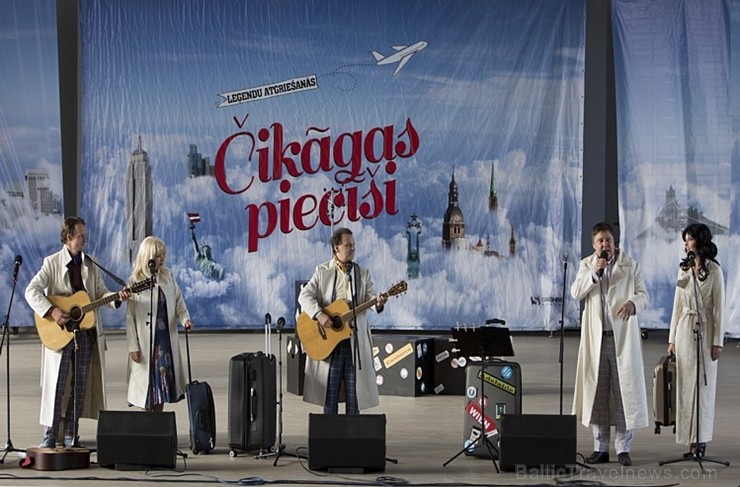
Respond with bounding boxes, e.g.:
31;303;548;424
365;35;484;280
0;329;736;486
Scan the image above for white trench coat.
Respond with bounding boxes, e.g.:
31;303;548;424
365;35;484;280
668;261;724;445
571;249;649;431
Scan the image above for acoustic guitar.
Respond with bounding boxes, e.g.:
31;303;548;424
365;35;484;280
24;447;90;471
296;280;407;361
34;278;152;351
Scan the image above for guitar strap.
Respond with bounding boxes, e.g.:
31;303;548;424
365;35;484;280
85;255;127;287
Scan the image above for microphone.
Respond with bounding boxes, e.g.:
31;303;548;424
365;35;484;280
276;316;285;331
596;250;608;278
681;251;696;271
13;254;22;281
147;258;156;273
485;318;506;325
345;261;353;273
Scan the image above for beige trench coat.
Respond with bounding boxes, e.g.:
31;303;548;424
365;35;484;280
571;249;649;431
298;260;380;412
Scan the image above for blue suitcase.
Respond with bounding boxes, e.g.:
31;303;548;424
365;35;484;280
184;328;216;454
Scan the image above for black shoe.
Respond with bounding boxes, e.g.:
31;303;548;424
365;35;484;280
617;452;632;466
586;451;609;464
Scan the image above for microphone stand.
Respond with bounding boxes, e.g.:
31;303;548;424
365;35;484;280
272;317;300;465
0;262;24;462
659;264;728;470
557;255;568;415
346;264;361;373
147;262;157;411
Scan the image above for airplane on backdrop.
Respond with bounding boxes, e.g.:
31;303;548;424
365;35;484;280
371;41;428;76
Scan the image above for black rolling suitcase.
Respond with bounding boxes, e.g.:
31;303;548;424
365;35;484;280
184;327;217;454
653;354;676;434
228;351;277;456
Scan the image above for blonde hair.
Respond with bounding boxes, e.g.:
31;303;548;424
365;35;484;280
131;236;171;283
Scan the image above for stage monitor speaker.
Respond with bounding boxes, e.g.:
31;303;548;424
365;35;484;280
97;410;178;470
499;414;576;472
308;413;386;473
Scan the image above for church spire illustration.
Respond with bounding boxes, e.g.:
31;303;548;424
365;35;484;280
488;160;498;212
442;168;465;250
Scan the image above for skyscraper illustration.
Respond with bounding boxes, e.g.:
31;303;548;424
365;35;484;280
126;137;153;263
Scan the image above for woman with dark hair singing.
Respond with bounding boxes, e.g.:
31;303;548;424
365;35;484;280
667;223;724;458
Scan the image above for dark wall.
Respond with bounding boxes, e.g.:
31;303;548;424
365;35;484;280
56;0;618;258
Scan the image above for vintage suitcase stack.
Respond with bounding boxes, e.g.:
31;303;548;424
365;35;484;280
462;359;522;458
184;327;217;454
653;354;676;434
373;335;435;396
433;336;466;395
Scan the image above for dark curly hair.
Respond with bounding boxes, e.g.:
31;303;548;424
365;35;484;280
680;223;719;280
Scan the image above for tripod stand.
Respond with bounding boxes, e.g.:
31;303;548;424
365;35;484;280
443;326;515;473
659;266;728;470
0;257;25;462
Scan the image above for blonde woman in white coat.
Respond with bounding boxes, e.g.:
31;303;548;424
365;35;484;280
668;223;724;458
126;236;192;411
571;222;649;467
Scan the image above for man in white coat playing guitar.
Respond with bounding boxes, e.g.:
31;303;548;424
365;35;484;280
25;216;129;448
299;227;387;414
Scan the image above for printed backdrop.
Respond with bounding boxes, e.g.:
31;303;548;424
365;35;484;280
3;1;739;336
612;0;739;337
74;0;586;330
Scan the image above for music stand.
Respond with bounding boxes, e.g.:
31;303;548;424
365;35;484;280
443;326;514;472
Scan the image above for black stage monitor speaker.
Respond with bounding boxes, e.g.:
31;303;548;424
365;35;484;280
308;413;386;473
97;410;178;469
499;414;577;472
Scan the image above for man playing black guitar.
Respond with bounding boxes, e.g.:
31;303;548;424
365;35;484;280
298;227;387;415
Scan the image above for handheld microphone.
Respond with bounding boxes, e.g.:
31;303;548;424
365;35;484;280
13;255;22;281
596;250;608;278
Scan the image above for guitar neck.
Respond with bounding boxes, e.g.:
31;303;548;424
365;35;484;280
81;291;120;314
348;292;386;317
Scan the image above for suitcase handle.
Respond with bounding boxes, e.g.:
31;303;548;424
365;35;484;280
249;387;257;423
184;326;193;384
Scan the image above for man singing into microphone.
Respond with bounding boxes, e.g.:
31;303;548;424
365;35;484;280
299;227;387;414
571;222;649;467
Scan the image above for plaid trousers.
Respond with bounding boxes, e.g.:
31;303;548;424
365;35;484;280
324;339;359;414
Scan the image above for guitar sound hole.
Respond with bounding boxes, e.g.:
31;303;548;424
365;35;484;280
68;306;83;322
330;317;343;331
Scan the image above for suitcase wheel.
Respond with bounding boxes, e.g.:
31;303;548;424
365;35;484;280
230;449;238;458
192;446;200;455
